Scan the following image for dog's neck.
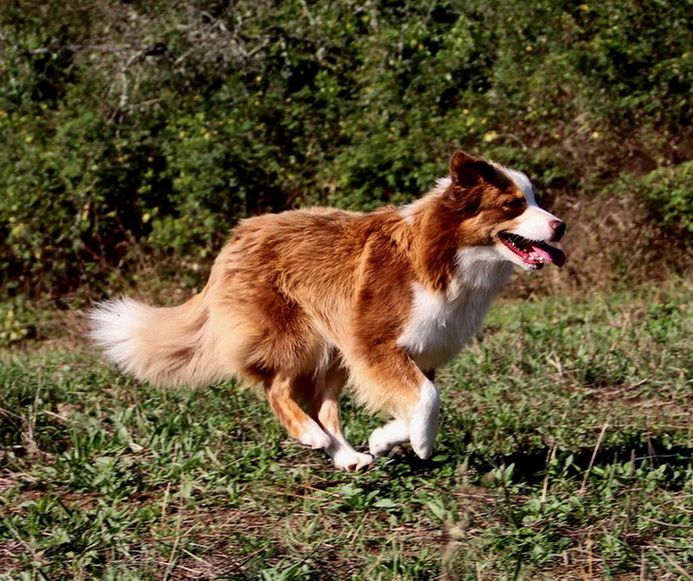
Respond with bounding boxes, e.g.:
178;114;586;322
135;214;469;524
400;181;511;296
454;247;513;292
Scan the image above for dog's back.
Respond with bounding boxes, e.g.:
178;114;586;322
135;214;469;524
90;206;409;385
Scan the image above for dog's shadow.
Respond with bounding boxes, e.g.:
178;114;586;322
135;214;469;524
370;445;450;476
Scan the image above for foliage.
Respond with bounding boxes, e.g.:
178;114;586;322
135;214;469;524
612;161;693;237
0;296;39;346
0;282;691;578
0;0;691;298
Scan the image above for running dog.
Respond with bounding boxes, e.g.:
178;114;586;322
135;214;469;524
90;151;566;470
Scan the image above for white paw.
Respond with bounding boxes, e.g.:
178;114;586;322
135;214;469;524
332;448;374;471
368;427;391;457
409;381;440;460
298;423;332;449
368;419;409;457
410;428;434;459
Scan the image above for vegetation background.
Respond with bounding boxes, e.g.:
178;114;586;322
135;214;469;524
1;0;691;312
0;0;691;578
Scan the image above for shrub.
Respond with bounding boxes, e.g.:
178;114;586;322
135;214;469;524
0;0;690;299
614;162;693;237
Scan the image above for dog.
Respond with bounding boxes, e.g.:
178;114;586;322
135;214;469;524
89;151;566;470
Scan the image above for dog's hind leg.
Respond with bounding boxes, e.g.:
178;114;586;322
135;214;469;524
264;373;331;450
312;366;373;471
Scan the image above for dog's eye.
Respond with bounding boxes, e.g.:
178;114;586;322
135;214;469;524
504;198;525;210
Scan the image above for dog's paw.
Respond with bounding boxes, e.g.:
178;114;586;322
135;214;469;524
409;431;434;459
368;419;409;457
409;413;438;459
409;381;440;460
368;427;391;457
332;449;374;471
298;423;332;450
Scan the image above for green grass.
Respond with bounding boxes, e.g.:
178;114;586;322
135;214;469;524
1;282;691;579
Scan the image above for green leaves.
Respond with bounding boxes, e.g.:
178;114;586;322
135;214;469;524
0;0;690;300
615;162;693;237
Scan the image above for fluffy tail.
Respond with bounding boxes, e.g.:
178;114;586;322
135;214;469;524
88;294;223;387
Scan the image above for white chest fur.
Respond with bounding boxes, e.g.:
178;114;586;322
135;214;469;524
398;252;512;371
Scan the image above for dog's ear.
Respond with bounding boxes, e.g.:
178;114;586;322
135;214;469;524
449;150;494;187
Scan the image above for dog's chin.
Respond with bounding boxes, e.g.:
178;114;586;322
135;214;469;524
495;232;566;270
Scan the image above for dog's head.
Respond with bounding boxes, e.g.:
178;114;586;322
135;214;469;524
445;151;566;270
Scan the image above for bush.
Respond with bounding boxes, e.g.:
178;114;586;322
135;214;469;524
614;162;693;237
0;0;690;299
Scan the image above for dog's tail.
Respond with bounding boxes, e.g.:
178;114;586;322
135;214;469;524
88;292;224;387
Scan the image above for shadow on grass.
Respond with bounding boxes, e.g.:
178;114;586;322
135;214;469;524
374;436;690;489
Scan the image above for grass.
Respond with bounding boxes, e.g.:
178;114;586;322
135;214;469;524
0;280;691;579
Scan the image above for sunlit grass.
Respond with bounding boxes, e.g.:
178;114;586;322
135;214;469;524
0;281;690;579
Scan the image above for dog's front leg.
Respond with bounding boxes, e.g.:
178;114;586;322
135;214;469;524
368;418;410;457
349;348;440;460
367;380;440;459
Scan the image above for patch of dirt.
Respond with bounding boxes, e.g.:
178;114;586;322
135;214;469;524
0;541;25;575
154;508;277;580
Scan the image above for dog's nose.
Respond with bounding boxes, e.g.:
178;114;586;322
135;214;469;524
550;220;566;241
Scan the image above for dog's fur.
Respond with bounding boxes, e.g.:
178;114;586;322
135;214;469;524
90;151;566;470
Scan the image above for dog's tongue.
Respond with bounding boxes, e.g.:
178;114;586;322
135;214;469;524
531;243;566;267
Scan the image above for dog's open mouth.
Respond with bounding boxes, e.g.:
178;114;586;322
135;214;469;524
498;232;566;268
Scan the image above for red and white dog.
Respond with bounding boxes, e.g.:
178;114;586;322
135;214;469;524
90;151;566;470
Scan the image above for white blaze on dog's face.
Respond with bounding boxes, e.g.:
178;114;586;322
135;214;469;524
445;151;566;271
492;165;566;270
